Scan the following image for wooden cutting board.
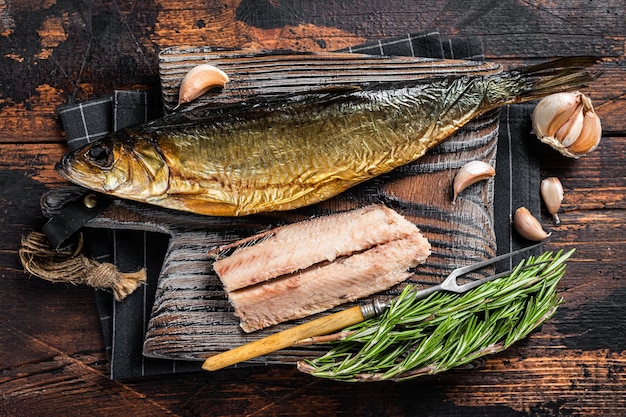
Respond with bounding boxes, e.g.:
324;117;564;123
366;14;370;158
141;50;502;363
44;50;503;365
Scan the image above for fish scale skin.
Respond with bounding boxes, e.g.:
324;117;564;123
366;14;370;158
153;90;450;213
56;57;600;216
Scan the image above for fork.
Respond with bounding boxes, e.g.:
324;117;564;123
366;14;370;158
203;242;546;371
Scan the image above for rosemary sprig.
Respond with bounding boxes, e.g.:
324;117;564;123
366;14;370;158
298;249;574;382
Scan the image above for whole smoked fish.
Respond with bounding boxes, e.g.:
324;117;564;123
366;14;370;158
56;56;601;216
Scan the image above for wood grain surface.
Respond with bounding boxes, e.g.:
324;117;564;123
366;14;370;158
157;48;501;111
1;1;625;416
137;51;500;362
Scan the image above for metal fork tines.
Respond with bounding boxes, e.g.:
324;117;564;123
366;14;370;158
361;242;546;320
415;241;546;300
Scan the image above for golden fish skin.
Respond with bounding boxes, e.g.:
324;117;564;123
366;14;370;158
56;57;600;216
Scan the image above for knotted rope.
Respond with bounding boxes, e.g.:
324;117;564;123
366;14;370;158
19;231;146;301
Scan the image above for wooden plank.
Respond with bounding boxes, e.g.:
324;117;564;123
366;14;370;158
228;0;624;57
0;144;66;255
435;349;626;416
158;48;500;111
0;323;177;417
0;144;108;365
1;0;624;415
1;0;623;144
540;132;626;211
122;349;626;416
0;144;67;276
0;144;66;186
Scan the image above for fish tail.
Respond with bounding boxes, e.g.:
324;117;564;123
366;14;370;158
486;56;603;106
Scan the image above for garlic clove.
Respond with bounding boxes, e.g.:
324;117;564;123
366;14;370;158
567;110;601;156
451;160;496;204
555;107;584;147
540;177;564;225
532;92;582;138
513;207;550;241
178;64;230;107
532;91;602;158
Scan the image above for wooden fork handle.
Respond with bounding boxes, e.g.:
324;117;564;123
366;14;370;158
202;305;365;371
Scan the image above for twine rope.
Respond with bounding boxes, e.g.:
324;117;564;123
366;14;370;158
19;231;146;301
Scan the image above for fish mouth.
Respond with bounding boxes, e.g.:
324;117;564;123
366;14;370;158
55;149;93;187
55;151;76;182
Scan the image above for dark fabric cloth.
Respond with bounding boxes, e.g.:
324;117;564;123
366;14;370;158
336;32;484;61
494;104;543;266
55;33;539;379
56;96;114;150
57;90;161;151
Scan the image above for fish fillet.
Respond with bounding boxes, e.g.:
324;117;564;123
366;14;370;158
211;205;431;332
211;204;421;292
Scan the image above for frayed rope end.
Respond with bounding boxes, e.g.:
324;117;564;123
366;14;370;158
19;231;146;302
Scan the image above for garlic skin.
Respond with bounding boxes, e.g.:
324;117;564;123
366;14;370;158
178;64;230;107
541;177;564;225
532;92;601;158
514;207;550;241
452;160;496;204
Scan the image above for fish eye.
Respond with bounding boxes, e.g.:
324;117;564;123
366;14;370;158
86;143;113;168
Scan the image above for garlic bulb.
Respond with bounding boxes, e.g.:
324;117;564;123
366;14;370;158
178;64;230;107
541;177;564;225
451;160;496;204
532;92;601;158
513;207;550;241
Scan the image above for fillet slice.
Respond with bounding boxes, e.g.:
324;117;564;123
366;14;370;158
210;204;431;332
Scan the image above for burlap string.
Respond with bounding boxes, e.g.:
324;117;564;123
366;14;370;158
19;231;146;301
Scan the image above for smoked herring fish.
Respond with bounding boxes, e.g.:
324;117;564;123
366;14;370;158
56;56;601;216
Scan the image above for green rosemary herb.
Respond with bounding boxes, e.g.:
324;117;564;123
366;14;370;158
298;249;573;382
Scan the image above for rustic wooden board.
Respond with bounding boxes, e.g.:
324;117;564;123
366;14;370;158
158;47;500;111
149;51;502;362
37;51;500;363
0;321;174;416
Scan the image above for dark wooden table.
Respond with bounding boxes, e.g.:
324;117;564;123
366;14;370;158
1;1;624;416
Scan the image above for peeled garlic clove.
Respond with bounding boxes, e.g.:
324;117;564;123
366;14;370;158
532;91;602;158
178;64;229;107
513;207;549;241
541;177;563;225
452;160;496;204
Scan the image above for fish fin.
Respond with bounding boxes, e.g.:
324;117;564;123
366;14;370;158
517;56;603;77
482;56;603;109
157;194;240;217
511;56;603;101
142;86;369;132
208;229;276;260
299;85;363;95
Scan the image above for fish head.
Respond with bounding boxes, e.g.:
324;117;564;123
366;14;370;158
56;133;170;202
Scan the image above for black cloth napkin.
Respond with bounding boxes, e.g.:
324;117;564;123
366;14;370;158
55;33;540;380
335;31;484;61
57;90;161;152
494;104;542;266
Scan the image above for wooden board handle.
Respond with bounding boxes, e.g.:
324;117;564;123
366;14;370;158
202;305;365;371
